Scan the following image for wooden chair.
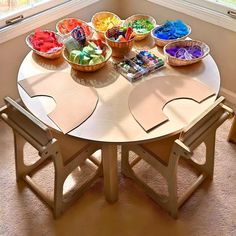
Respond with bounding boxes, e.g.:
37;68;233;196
228;116;236;144
121;96;234;218
0;97;102;219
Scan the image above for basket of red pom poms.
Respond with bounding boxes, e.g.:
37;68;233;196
26;29;64;59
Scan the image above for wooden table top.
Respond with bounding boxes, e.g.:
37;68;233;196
17;36;220;144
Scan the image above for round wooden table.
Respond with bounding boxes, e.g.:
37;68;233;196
17;36;220;203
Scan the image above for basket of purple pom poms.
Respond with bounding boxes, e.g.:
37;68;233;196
163;40;210;66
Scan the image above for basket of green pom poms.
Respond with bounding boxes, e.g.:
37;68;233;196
123;14;156;41
63;26;112;72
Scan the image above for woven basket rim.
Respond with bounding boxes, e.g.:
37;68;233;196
151;24;191;43
123;14;156;36
163;39;210;62
62;41;112;68
26;30;64;56
91;11;122;34
104;29;136;44
56;18;93;36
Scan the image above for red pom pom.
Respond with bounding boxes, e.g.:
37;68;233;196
31;29;62;52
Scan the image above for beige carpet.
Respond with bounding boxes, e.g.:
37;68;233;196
0;119;236;236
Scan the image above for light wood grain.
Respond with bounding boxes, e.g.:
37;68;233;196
17;33;221;206
0;97;102;218
17;35;220;144
228;116;236;143
102;144;118;203
19;72;98;134
122;98;233;218
129;75;215;131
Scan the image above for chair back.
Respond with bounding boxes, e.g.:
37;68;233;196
180;96;234;150
0;97;53;151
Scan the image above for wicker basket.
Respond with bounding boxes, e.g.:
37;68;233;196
151;25;191;47
123;14;156;41
26;30;64;59
56;18;94;39
62;41;112;72
91;12;122;39
163;40;210;66
105;32;135;58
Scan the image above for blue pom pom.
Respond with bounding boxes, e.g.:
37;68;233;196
154;20;189;40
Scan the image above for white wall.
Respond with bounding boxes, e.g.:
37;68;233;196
0;0;119;106
119;0;236;103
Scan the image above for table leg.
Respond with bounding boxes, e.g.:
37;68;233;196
228;116;236;144
102;144;118;203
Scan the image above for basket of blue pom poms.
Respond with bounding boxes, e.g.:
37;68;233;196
151;19;191;47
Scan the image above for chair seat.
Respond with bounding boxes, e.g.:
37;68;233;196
3;105;51;146
51;131;91;165
140;135;179;166
1;97;103;219
122;97;233;218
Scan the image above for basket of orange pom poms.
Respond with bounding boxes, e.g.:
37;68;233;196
56;18;94;39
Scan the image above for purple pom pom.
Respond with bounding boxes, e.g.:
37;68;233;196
71;26;86;46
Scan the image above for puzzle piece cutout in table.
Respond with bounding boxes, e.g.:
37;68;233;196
18;72;98;133
129;75;215;132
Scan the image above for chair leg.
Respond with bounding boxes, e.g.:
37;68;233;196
52;154;65;219
228;116;236;144
121;146;134;178
13;132;26;181
168;179;178;218
53;150;103;219
13;131;51;181
122;145;179;218
167;156;179;218
203;132;216;179
53;174;64;219
184;132;216;180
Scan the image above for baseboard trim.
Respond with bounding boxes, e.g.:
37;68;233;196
220;87;236;106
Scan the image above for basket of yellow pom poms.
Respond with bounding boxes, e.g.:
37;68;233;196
91;11;122;39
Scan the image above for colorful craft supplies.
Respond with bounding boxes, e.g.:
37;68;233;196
165;45;204;60
64;30;105;65
56;18;92;37
105;26;135;57
93;15;121;32
106;26;135;42
114;50;165;82
128;19;155;34
71;26;86;46
163;40;210;66
124;14;156;41
135;51;165;69
64;37;80;53
91;12;122;38
68;40;104;65
153;20;189;40
30;29;63;53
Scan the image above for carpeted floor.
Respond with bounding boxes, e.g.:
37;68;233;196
0;119;236;236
